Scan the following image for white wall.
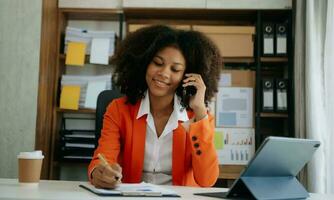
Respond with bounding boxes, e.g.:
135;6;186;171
0;0;42;178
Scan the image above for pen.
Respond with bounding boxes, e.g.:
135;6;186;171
97;153;119;181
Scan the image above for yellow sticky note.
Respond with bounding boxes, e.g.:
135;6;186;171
214;131;224;149
60;85;81;110
65;42;86;66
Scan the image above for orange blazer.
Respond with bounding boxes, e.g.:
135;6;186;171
88;97;219;187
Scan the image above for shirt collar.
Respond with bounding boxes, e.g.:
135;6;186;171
136;91;189;122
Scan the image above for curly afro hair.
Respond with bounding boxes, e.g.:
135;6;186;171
112;25;222;108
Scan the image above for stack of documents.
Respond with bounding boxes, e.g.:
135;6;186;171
60;129;96;161
61;74;112;109
64;27;116;56
64;27;116;65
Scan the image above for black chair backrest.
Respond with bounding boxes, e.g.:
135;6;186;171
95;89;122;142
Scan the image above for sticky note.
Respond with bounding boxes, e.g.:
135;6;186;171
60;85;81;110
214;131;224;149
65;42;86;66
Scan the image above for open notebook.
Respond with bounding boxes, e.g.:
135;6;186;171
80;182;180;197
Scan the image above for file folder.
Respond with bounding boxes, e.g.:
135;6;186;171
195;136;320;200
261;78;274;112
275;23;288;56
262;23;275;56
59;85;81;110
276;79;288;112
65;42;86;66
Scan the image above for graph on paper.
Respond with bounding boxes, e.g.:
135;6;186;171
215;128;255;165
224;132;253;145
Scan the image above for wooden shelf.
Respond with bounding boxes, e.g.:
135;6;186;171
124;8;257;23
60;54;255;64
223;57;255;63
56;107;96;114
59;8;123;20
260;57;288;62
60;56;255;64
260;112;288;118
219;165;245;179
59;54;114;63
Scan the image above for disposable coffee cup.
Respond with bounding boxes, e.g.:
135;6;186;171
17;151;44;185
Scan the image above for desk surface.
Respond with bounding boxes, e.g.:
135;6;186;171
0;178;333;200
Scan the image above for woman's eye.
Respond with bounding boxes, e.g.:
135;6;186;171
171;68;182;73
153;61;163;66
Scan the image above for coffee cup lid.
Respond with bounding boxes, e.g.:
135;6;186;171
17;150;44;159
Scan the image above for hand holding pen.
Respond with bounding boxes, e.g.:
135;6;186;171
91;153;122;189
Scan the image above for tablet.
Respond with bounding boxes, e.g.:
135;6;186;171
195;136;320;199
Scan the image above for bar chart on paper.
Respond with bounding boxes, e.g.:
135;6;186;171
214;128;255;165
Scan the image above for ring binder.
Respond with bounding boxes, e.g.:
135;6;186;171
275;23;288;56
262;23;275;56
275;79;288;112
261;78;274;112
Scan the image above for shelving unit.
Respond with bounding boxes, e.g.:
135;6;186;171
39;4;294;182
260;112;289;118
48;8;124;179
255;10;294;147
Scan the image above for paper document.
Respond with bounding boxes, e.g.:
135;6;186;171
63;155;92;160
60;85;81;110
64;27;116;55
65;42;86;66
84;81;107;109
215;128;255;165
216;87;253;127
79;182;180;197
90;38;110;65
61;74;112;109
219;73;232;87
64;143;95;148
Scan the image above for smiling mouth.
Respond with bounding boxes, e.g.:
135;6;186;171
153;79;170;87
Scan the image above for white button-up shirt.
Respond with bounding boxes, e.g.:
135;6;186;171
136;92;189;185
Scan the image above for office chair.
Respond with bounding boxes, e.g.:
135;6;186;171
95;89;122;143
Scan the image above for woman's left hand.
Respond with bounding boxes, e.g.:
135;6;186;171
182;73;207;121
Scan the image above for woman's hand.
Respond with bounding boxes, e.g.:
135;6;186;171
182;73;207;121
91;163;122;189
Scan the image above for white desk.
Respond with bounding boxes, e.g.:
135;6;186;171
0;178;333;200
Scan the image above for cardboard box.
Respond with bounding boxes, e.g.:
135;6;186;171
193;25;255;57
128;24;191;33
220;69;255;88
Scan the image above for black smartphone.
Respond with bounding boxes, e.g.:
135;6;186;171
182;85;197;108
